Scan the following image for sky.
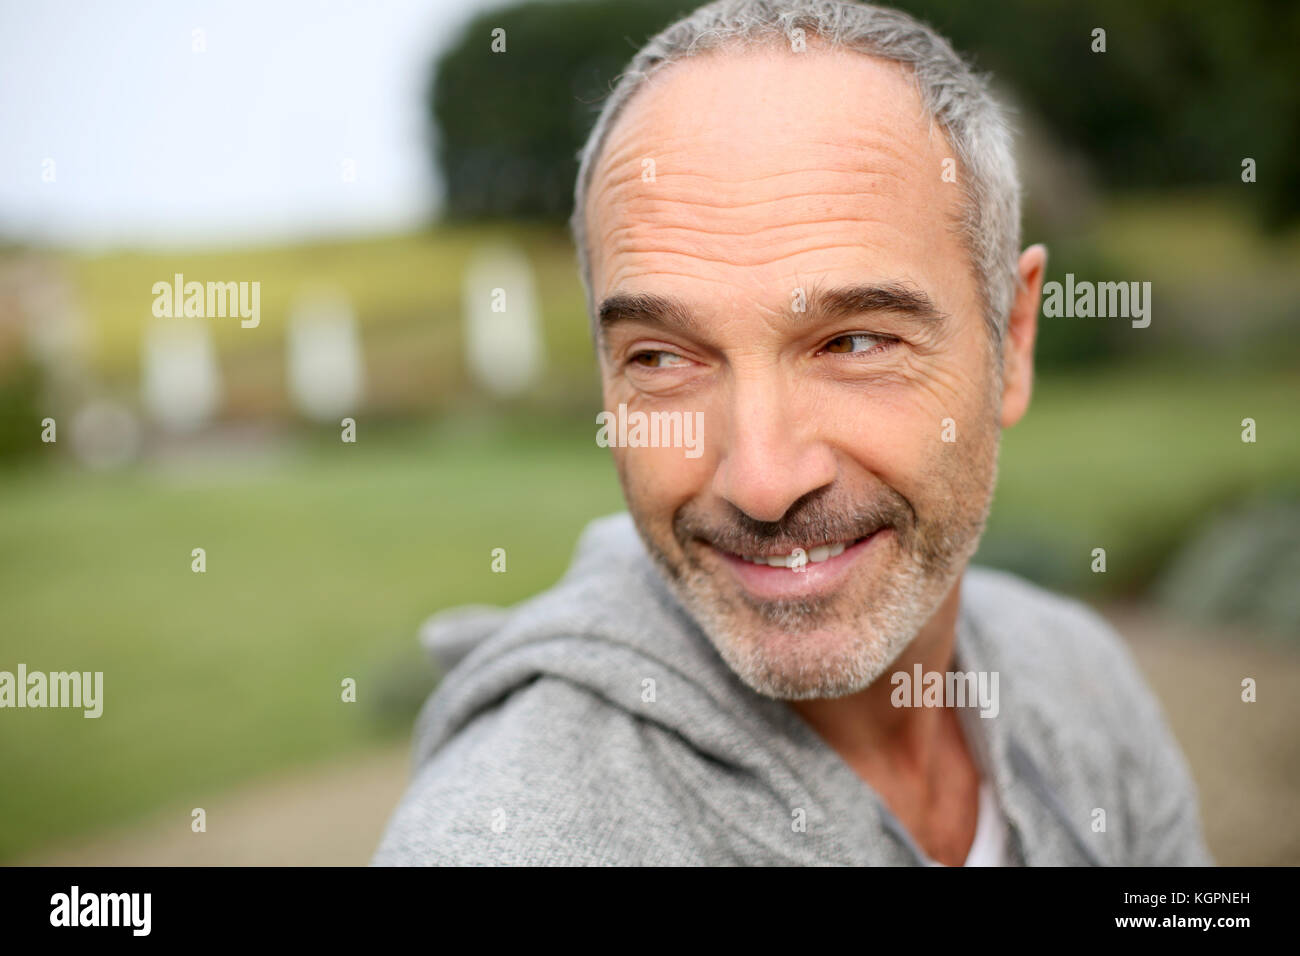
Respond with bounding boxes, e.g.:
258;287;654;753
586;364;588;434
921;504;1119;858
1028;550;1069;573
0;0;514;249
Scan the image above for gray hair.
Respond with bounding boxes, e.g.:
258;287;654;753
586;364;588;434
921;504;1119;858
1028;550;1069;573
568;0;1022;347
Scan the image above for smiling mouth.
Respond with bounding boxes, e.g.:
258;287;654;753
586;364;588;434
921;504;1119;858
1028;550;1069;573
699;528;889;602
717;534;875;568
734;538;857;568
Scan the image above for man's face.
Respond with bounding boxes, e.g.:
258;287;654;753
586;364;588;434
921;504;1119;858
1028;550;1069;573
585;45;1005;700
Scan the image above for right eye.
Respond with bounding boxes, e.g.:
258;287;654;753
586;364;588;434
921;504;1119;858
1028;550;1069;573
629;350;690;368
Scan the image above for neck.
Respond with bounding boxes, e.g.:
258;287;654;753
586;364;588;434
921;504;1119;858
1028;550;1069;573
787;575;965;775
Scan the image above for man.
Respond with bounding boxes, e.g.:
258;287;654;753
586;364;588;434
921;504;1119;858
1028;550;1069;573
373;0;1211;865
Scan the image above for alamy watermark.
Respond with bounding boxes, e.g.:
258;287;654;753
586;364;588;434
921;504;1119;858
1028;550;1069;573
596;403;703;459
0;664;102;718
1041;273;1151;328
152;272;260;328
890;664;999;718
50;886;150;936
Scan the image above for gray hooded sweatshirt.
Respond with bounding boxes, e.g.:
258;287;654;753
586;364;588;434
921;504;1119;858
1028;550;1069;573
372;512;1212;866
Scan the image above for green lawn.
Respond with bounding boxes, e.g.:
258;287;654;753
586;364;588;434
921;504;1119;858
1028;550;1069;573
0;418;624;860
981;357;1300;592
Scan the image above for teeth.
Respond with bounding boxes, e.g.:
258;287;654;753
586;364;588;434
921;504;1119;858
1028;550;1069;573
743;541;853;566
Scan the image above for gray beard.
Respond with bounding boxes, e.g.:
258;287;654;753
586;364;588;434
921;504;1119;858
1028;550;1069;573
654;529;971;699
634;463;997;701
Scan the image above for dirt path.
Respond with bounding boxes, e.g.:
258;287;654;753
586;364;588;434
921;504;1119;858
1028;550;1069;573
20;605;1300;866
1109;605;1300;866
20;746;412;866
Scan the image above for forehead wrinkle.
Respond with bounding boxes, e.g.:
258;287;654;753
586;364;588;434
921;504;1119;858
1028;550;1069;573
595;135;919;205
598;136;919;188
598;207;913;285
594;167;917;266
604;170;912;216
590;148;948;288
602;241;906;284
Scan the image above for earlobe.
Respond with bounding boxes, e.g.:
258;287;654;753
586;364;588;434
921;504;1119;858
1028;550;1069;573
999;244;1047;428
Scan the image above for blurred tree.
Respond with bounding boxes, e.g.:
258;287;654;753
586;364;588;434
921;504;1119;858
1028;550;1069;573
430;0;689;221
904;0;1300;230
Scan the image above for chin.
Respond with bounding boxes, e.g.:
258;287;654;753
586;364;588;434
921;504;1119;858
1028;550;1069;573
694;602;919;701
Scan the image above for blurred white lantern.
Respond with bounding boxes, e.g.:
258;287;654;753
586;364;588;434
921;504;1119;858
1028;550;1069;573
462;243;544;397
286;289;364;422
141;318;220;432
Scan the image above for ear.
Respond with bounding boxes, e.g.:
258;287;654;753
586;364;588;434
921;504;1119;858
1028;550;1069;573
999;244;1047;428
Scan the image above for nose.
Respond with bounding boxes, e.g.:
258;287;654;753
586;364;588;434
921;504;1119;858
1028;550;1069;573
709;369;837;523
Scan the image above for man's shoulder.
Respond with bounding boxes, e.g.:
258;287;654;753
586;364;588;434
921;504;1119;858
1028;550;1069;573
371;674;705;865
962;564;1142;683
960;565;1167;745
964;564;1118;638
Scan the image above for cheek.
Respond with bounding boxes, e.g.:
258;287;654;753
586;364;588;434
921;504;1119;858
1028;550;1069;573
600;370;714;516
835;392;943;497
823;357;996;500
613;444;709;520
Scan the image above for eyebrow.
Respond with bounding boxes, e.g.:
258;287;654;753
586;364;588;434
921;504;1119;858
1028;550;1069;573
596;282;947;344
598;291;703;339
812;282;948;324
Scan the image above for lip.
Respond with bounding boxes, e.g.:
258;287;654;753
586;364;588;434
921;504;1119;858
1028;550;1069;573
705;528;890;601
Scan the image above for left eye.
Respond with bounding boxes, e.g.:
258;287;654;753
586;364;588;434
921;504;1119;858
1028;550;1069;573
630;350;689;368
823;333;894;355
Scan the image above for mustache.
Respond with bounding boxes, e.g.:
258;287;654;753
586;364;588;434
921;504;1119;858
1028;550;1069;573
674;489;913;556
